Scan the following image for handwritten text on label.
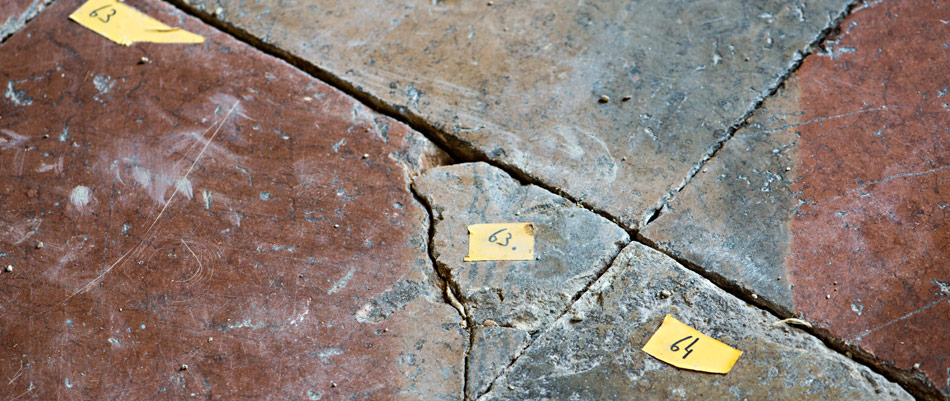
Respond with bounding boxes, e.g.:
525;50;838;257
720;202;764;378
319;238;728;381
641;314;742;374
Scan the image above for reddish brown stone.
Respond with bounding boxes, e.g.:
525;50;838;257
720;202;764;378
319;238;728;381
788;0;950;393
644;0;950;397
0;1;464;400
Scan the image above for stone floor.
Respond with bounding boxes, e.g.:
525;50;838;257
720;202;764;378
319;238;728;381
0;0;945;400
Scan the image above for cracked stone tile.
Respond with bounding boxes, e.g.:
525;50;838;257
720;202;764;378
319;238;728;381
481;242;913;400
0;0;463;399
467;326;530;398
0;0;52;41
176;0;850;229
413;162;628;398
642;0;950;397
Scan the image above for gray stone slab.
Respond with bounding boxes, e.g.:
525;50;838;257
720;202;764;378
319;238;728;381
640;86;800;313
481;242;913;400
413;162;628;398
174;0;850;228
467;326;530;399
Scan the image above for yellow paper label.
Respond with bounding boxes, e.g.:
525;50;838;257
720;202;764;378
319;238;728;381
69;0;204;46
464;223;534;261
641;314;742;374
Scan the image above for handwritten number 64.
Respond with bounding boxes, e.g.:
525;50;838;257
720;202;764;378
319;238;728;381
670;336;699;359
89;5;117;23
488;228;512;247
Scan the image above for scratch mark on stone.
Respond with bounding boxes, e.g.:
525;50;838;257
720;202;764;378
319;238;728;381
177;240;203;284
736;106;890;139
0;129;28;150
854;296;948;341
7;361;23;385
60;100;240;305
827;165;950;203
35;156;63;174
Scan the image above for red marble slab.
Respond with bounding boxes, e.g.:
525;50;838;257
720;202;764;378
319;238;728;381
0;0;464;400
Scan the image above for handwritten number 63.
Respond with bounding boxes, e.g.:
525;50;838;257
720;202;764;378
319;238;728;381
488;228;512;247
670;336;699;359
89;5;117;23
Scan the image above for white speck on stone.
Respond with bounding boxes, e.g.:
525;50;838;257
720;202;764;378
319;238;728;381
328;268;355;295
93;75;116;95
316;348;343;363
202;190;213;209
132;166;151;188
70;185;92;210
175;177;193;199
307;389;322;400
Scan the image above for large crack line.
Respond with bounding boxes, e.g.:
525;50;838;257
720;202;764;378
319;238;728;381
158;1;934;399
408;183;474;401
160;0;635;238
475;237;630;401
639;230;941;401
638;0;863;227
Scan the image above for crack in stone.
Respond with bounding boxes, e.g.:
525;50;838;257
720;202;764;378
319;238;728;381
163;0;636;239
638;0;865;228
157;1;931;399
408;183;473;401
0;0;56;43
474;240;630;401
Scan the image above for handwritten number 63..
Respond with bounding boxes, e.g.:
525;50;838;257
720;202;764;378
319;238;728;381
488;228;512;247
670;336;699;359
89;5;117;23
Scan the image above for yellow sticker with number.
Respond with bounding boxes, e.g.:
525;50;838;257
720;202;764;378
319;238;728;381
464;223;534;261
641;314;742;374
69;0;204;46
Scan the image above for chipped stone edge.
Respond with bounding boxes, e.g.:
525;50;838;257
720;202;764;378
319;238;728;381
0;0;55;43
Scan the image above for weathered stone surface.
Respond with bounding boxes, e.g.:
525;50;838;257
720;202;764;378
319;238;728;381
642;0;950;397
482;242;913;401
0;0;464;399
0;0;51;41
467;326;529;398
175;0;850;228
414;162;628;398
415;163;629;331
